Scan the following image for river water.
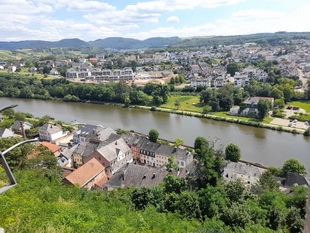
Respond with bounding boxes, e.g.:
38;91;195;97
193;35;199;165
0;97;309;172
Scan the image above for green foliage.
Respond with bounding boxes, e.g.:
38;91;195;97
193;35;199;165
174;137;184;147
226;62;240;76
163;174;186;194
166;156;179;171
304;128;310;136
257;99;271;119
258;171;280;192
281;158;306;177
225;143;241;162
194;136;209;159
224;179;246;202
148;129;159;143
0;137;32;169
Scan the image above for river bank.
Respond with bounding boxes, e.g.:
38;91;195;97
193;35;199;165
86;100;308;135
1;97;309;172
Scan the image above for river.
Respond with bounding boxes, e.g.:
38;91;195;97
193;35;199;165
0;97;309;172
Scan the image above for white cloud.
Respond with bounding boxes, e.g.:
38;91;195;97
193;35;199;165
167;16;180;23
164;0;246;9
67;0;115;12
126;23;215;39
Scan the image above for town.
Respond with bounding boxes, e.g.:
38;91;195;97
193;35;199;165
0;36;310;232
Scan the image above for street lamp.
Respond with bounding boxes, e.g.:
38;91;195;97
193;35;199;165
0;138;39;194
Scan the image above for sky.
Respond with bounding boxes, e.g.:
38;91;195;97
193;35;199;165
1;0;310;42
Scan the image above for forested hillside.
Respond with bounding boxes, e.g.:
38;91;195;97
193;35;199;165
0;136;307;232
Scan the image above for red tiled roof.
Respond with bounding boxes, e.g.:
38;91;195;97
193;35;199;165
41;142;61;153
94;175;108;188
64;158;105;187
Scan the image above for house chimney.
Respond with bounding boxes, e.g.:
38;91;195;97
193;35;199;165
20;121;26;138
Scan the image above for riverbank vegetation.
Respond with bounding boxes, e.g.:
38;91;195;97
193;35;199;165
0;72;309;135
0;136;307;232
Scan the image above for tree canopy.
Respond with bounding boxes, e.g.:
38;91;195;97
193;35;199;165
225;144;241;162
148;129;159;143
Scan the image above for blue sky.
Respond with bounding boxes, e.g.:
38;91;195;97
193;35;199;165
0;0;310;41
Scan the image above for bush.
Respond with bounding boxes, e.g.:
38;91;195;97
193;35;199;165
304;128;310;136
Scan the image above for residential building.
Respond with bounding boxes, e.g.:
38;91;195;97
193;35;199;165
121;134;193;169
63;158;108;190
190;77;212;87
7;66;16;72
49;68;59;75
11;121;32;132
65;67;134;82
103;163;187;191
73;124;115;144
241;97;274;115
0;127;14;138
223;161;265;188
39;123;64;142
40;141;61;157
86;134;132;175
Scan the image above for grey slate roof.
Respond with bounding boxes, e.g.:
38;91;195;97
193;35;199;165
121;134;148;147
284;172;310;187
87;127;116;142
12;121;32;131
104;163;171;189
0;127;6;137
121;133;192;160
223;161;263;178
40;123;62;134
97;135;130;162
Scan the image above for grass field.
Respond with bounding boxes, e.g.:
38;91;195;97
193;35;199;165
212;112;274;123
160;95;204;112
288;100;310;113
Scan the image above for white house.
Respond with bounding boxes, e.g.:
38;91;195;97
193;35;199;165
49;68;59;75
229;106;240;115
7;66;16;73
39;123;65;142
0;127;14;138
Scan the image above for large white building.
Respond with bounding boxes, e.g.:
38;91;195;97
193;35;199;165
66;67;134;82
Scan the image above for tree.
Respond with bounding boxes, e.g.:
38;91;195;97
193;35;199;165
226;62;239;76
148;129;159;143
257;99;271;119
14;112;26;121
225;144;241;162
174;137;184;147
163;174;186;194
38;115;51;126
258;171;280;192
224;179;246;202
281;159;306;177
166;156;178;171
194;136;209;158
174;100;181;109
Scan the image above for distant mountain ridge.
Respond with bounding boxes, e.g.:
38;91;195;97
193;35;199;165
0;37;182;50
0;38;89;50
1;32;310;50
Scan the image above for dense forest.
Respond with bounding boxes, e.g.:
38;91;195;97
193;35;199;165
1;32;310;51
0;136;307;232
170;32;310;48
